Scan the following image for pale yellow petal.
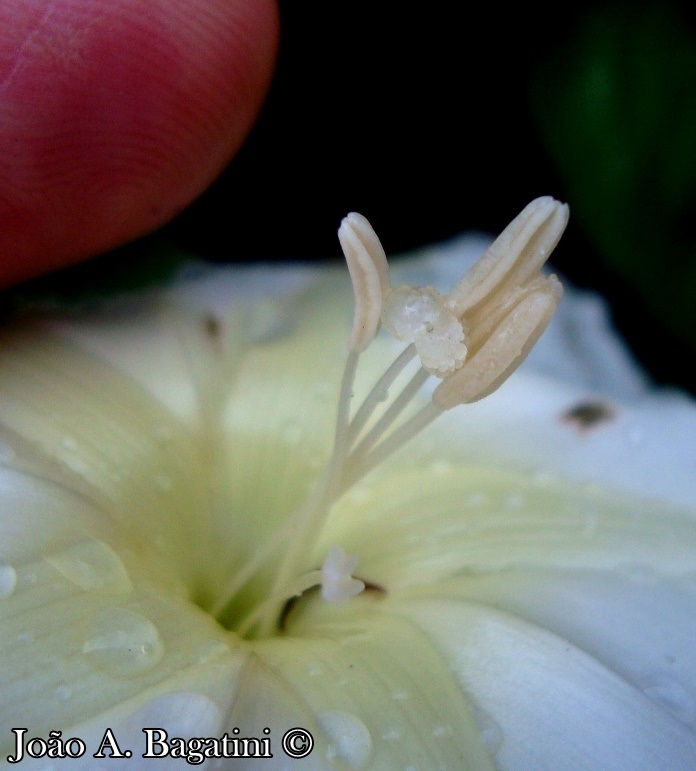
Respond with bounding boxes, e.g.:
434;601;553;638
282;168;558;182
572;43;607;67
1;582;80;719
257;604;496;770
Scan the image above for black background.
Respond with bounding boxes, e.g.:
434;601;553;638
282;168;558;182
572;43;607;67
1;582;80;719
25;1;695;394
162;0;696;393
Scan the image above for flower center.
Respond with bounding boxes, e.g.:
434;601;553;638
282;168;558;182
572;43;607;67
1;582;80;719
206;199;567;639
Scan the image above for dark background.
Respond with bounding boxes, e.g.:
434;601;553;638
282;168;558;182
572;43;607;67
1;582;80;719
20;1;696;394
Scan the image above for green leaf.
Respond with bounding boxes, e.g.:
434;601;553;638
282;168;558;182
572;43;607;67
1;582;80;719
530;3;696;351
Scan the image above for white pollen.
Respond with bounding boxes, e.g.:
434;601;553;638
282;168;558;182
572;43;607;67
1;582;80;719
381;286;468;377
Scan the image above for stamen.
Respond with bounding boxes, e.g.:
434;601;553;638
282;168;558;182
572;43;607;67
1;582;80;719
434;276;563;408
218;201;568;638
446;196;569;316
349;365;430;460
343;401;443;491
339;213;390;353
347;343;417;444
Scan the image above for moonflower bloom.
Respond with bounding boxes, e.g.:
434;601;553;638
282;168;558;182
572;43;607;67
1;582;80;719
0;199;695;769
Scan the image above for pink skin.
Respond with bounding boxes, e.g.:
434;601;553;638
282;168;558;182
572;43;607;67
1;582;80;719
0;0;278;287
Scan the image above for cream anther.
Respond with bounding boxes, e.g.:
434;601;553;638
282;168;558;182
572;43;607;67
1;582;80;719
321;546;365;604
434;274;563;408
445;196;569;317
339;213;391;353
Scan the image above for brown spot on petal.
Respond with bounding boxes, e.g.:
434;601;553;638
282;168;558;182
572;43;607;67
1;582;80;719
561;400;615;432
204;315;221;339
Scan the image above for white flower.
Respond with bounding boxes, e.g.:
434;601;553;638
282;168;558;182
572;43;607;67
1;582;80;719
0;200;694;769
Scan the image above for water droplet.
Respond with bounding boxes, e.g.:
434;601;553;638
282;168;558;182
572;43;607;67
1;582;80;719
0;560;17;598
192;638;230;665
339;631;373;645
472;705;504;757
155;474;173;492
504;493;525;509
53;684;72;701
381;728;402;741
640;673;696;725
465;492;489;508
282;424;302;445
318;711;372;768
432;724;452;738
20;571;37;588
45;541;132;595
308;661;324;677
83;608;164;677
532;469;555;486
16;631;34;644
581;508;599;538
429;460;453;476
346;486;372;505
60;436;78;452
391;689;409;701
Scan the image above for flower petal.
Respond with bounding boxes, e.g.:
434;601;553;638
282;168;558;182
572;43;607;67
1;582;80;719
318;467;696;592
258;604;496;769
395;599;696;770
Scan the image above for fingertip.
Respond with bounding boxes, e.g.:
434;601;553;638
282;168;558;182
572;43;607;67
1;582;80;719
0;0;279;287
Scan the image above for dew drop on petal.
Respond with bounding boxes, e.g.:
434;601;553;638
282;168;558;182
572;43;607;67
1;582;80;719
429;460;453;476
16;631;34;644
53;684;72;701
45;541;132;595
59;436;78;452
282;422;303;445
433;724;452;738
319;711;372;769
472;704;504;757
82;608;164;677
20;571;37;588
308;660;325;677
192;638;231;665
381;728;402;741
504;493;525;509
466;492;490;509
155;474;173;492
532;469;555;486
0;560;17;598
391;689;409;701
